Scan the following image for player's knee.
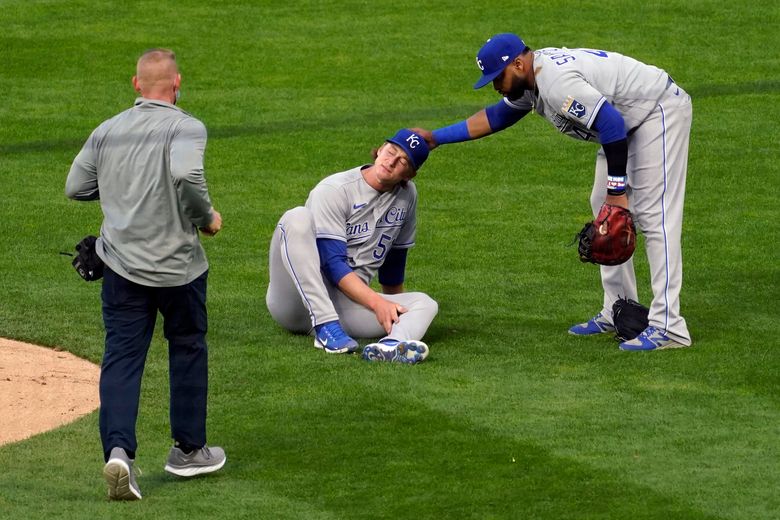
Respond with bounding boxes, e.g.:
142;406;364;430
417;293;438;318
279;206;314;237
266;298;310;334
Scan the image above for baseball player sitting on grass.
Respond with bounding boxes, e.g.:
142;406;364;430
266;129;438;364
414;33;693;351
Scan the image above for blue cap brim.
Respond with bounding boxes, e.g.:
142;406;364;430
473;68;505;89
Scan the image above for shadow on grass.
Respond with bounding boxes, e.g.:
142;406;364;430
219;388;725;519
0;105;481;156
7;77;780;157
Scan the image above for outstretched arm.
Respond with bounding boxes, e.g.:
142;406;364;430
413;100;529;149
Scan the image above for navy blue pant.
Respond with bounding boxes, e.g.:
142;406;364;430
99;266;209;461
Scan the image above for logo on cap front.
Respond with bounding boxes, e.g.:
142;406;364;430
406;134;420;148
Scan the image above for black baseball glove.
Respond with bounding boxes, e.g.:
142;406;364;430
612;297;649;341
72;235;104;281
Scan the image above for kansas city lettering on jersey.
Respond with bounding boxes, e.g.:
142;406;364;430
377;206;407;228
346;206;408;243
346;221;370;238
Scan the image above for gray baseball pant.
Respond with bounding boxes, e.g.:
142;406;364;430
591;84;692;345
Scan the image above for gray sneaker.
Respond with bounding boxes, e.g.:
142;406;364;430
103;447;142;500
164;445;226;477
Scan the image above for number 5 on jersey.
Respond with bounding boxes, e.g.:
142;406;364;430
373;233;392;260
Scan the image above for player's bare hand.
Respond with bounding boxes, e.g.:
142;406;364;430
200;209;223;236
410;127;438;150
373;297;408;334
605;193;629;209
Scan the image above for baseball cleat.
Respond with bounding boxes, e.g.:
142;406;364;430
164;445;226;477
568;312;615;335
103;447;142;500
361;339;429;364
313;320;359;354
619;326;690;351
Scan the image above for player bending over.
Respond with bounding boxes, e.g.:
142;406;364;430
415;33;693;351
266;129;438;364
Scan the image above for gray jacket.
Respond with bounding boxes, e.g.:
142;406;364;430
66;98;214;287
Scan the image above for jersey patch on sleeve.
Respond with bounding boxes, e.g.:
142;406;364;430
562;96;587;119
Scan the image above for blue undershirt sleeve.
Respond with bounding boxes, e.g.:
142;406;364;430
432;121;471;145
593;102;627;144
316;238;352;285
432;101;528;145
593;102;629;195
378;248;408;287
485;100;529;132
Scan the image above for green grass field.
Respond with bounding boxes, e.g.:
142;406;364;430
1;0;778;518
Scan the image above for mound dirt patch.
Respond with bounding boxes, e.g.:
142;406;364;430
0;338;100;446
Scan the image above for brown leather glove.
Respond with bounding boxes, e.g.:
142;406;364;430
577;203;637;266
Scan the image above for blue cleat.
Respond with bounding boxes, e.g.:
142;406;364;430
314;321;359;354
619;326;690;351
361;339;429;364
568;312;615;335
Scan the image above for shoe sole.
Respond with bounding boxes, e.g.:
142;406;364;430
361;345;389;362
568;329;615;336
164;456;226;477
103;459;141;500
313;338;357;354
399;341;429;362
620;342;691;351
362;342;428;364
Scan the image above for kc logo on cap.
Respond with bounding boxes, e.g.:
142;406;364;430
473;33;527;89
387;129;429;170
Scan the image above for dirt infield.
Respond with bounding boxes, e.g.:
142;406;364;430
0;338;100;446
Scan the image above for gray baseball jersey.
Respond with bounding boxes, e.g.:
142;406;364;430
504;48;671;141
305;166;417;284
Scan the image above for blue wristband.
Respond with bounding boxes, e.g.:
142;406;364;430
432;121;471;145
607;175;627;195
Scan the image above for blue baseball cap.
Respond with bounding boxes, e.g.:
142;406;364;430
386;129;430;170
473;33;527;89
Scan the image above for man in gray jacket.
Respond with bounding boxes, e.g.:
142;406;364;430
66;48;225;501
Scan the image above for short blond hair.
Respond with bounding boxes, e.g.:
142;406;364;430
137;48;177;73
135;48;179;94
